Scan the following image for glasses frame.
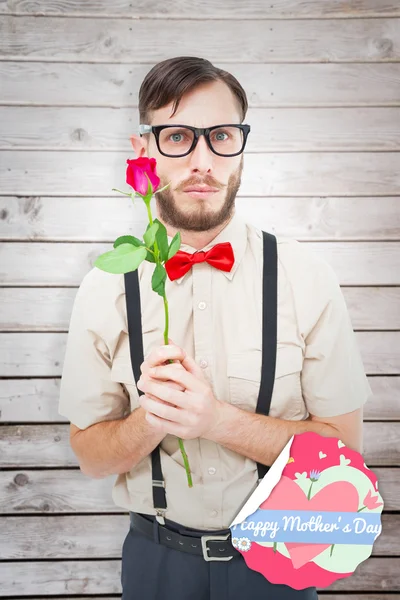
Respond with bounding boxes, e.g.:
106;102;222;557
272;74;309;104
138;123;251;158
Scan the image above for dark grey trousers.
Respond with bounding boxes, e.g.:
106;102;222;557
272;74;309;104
121;515;319;600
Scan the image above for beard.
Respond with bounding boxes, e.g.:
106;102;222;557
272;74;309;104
154;155;244;232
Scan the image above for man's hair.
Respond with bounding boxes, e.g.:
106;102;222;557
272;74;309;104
138;56;248;125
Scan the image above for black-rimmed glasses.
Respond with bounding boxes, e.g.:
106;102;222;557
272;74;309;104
138;123;251;158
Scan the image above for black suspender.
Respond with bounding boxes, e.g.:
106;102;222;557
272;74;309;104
256;230;277;479
124;230;277;520
124;263;167;514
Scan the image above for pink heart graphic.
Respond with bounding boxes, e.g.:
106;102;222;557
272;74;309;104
259;476;359;568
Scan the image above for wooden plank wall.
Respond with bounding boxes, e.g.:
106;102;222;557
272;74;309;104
0;1;399;597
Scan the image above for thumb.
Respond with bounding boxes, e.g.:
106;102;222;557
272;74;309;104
167;337;186;366
181;353;205;379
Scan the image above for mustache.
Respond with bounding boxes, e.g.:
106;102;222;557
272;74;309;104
176;178;223;192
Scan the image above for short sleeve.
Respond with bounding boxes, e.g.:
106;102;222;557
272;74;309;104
58;268;130;430
300;256;373;418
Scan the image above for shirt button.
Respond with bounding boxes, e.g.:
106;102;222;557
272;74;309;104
200;359;208;369
198;301;206;310
210;510;218;517
208;467;216;475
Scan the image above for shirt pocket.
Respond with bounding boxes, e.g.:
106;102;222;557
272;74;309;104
110;356;141;411
227;345;304;418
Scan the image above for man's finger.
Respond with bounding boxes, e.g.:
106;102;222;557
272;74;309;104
140;394;182;422
139;377;186;406
141;344;186;373
146;363;205;393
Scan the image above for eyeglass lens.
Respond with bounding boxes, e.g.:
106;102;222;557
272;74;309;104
158;126;244;156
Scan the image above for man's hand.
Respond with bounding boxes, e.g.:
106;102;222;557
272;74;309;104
137;340;223;440
140;337;187;393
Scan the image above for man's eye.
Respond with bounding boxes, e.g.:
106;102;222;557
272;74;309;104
213;131;229;141
169;133;187;143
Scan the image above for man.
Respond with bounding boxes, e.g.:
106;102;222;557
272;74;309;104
59;56;372;599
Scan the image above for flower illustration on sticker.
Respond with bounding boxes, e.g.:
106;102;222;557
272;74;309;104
309;469;321;482
307;469;321;500
358;489;383;512
233;537;252;552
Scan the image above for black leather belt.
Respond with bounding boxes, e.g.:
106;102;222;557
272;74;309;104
129;512;241;562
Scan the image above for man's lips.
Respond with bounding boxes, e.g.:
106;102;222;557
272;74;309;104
183;186;220;198
183;186;219;193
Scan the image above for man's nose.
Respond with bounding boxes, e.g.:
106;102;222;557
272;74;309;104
188;134;214;171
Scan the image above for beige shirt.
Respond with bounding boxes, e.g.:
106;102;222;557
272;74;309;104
58;210;372;529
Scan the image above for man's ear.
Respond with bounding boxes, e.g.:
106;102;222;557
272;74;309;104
130;133;147;158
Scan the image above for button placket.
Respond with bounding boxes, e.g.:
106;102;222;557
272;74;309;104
192;265;222;527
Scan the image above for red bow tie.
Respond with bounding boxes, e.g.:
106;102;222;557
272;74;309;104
165;242;235;281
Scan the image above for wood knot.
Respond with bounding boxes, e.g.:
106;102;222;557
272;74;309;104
14;473;29;486
71;128;88;142
374;37;394;57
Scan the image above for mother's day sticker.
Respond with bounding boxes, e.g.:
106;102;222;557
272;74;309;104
229;431;383;590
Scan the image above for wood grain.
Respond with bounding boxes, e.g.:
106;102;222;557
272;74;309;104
1;0;400;18
1;17;399;62
2;62;400;107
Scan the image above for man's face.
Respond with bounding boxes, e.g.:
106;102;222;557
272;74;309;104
136;80;244;233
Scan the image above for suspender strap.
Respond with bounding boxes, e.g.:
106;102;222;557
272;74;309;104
124;270;167;515
255;231;278;481
124;270;144;386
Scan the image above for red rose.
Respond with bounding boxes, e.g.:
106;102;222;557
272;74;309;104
126;157;161;197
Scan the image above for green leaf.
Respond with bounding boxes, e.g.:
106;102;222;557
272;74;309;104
145;250;156;263
167;232;181;260
151;263;167;297
143;222;159;248
141;224;156;263
94;243;147;274
113;234;144;249
153;218;169;262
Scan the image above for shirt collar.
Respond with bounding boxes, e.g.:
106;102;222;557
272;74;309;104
166;210;247;285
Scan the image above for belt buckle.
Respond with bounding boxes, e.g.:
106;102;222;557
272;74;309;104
201;533;233;561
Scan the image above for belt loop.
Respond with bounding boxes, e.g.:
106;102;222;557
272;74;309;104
153;517;161;544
